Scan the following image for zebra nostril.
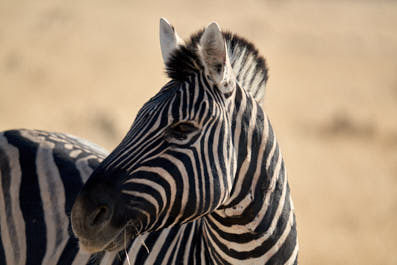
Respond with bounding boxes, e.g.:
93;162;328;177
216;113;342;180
89;205;111;227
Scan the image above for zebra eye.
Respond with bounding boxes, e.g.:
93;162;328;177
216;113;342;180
166;122;198;141
173;122;197;133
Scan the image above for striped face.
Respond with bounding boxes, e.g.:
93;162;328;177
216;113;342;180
71;75;237;253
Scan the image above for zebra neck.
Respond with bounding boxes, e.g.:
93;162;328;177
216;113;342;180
201;91;297;262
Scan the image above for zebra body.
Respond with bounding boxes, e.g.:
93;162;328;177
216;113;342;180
71;19;298;264
0;129;123;265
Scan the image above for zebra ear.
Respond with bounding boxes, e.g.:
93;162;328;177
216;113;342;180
199;22;235;95
160;18;184;64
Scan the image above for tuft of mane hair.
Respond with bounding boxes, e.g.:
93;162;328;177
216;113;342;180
165;29;269;104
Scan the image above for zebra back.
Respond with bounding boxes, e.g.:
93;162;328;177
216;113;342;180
0;129;111;265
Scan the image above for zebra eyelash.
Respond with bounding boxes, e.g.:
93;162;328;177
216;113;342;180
164;121;200;142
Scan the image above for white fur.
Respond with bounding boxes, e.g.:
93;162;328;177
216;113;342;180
199;22;236;95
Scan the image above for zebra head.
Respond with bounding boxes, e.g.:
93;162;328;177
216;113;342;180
71;19;251;253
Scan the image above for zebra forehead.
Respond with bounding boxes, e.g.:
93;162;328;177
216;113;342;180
144;80;204;109
142;83;180;110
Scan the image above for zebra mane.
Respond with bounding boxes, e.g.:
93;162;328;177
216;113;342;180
165;30;268;104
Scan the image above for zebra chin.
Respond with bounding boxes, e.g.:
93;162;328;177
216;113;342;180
78;222;139;253
72;210;144;254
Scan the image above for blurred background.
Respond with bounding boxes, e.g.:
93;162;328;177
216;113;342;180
1;0;397;264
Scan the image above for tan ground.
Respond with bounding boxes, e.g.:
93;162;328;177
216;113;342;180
1;0;397;264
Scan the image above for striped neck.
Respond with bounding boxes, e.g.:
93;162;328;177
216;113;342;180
201;87;298;263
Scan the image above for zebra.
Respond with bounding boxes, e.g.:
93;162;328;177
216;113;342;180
0;129;136;264
69;18;298;264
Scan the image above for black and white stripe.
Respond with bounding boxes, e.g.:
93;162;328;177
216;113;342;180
0;129;134;264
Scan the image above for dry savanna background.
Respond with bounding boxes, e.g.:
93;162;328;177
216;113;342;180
1;0;397;264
